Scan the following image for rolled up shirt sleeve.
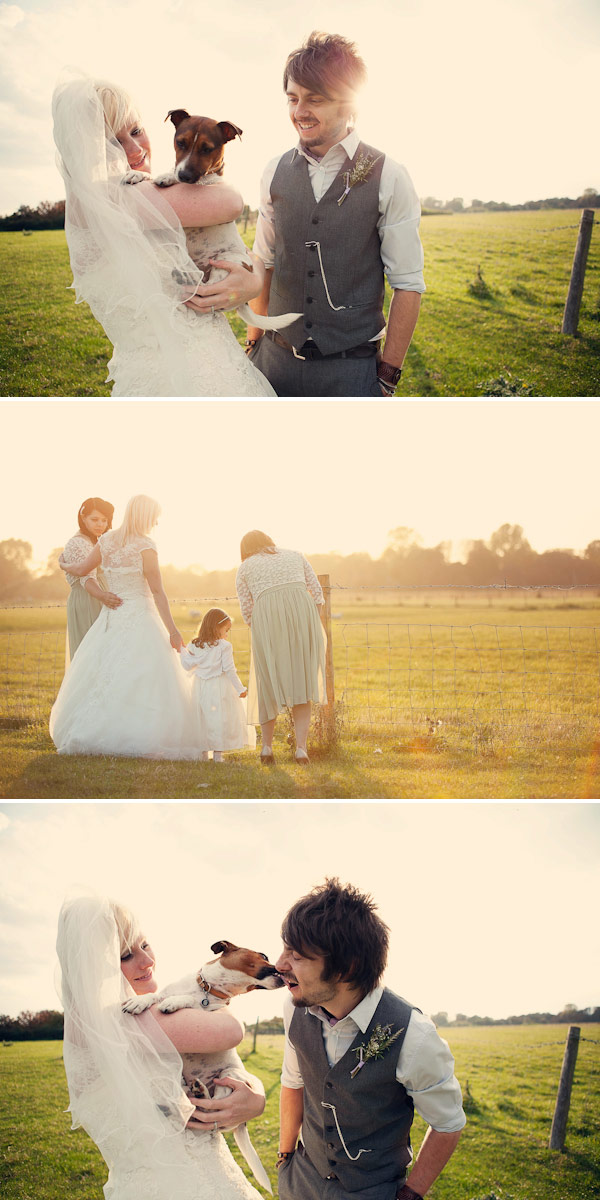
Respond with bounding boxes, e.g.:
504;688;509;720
252;156;280;268
281;993;305;1089
379;158;426;293
398;1012;466;1132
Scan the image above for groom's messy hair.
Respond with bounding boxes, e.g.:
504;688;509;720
281;877;389;994
283;32;367;100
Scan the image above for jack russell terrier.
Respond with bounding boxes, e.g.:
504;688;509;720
122;939;284;1194
124;110;301;332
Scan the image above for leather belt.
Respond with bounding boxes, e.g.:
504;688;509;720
266;330;380;361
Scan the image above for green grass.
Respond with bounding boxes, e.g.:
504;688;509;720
1;597;600;798
1;211;599;396
1;1028;599;1199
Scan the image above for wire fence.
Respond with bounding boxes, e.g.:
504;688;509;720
2;585;600;743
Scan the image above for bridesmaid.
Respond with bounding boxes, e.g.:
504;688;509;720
61;497;122;660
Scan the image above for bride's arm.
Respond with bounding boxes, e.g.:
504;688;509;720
59;543;101;576
148;178;244;228
142;549;184;651
149;1004;244;1052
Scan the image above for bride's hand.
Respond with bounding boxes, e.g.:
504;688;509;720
170;629;184;651
187;1077;265;1131
182;256;264;311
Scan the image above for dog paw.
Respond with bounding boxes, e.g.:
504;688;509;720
154;172;177;188
122;997;151;1015
121;170;148;186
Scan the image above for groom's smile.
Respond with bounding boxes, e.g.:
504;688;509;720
286;77;354;157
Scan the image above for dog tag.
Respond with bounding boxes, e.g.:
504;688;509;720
201;996;210;1008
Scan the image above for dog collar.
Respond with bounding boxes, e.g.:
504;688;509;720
197;971;232;1005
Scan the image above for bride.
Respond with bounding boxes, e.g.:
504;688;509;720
52;72;276;397
50;494;199;759
56;893;265;1199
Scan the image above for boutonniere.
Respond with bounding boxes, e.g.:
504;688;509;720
350;1022;404;1078
337;153;382;206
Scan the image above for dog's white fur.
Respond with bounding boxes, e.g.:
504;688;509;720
122;947;282;1194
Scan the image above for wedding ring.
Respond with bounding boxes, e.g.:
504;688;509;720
213;1120;218;1131
210;305;215;315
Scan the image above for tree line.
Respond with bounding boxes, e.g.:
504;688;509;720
1;189;598;230
1;524;599;605
2;1004;597;1041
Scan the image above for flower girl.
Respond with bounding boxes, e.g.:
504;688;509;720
179;609;256;761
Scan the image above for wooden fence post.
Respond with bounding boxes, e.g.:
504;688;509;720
562;210;595;336
549;1025;580;1150
252;1016;259;1053
318;573;335;740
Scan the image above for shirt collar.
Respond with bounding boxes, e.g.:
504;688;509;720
295;127;360;167
307;986;383;1032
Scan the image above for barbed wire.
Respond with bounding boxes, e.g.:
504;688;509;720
1;580;599;610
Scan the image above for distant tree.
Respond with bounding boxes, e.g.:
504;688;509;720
0;539;34;601
431;1011;448;1026
446;197;464;212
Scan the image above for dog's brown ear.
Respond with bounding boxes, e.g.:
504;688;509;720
217;121;243;143
211;940;237;954
166;109;190;128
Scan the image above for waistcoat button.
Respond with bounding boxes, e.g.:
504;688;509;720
312;217;319;224
305;321;313;329
306;297;313;303
325;1080;333;1088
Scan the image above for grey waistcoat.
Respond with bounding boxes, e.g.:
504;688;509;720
269;142;386;355
290;988;415;1191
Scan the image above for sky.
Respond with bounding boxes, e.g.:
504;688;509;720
0;0;598;215
1;399;599;573
0;801;598;1020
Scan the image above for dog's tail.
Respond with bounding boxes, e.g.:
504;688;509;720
236;304;303;332
233;1124;273;1194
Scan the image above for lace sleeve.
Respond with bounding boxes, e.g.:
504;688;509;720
303;556;324;605
236;565;254;625
62;535;96;588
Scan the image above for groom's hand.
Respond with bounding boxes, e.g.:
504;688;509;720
187;1077;265;1131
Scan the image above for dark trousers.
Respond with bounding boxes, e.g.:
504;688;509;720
278;1143;406;1200
250;336;383;398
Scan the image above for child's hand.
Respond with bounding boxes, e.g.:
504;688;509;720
239;690;247;698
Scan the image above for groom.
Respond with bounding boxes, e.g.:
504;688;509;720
246;32;425;397
274;879;465;1200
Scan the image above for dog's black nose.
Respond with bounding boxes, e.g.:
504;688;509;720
177;168;199;184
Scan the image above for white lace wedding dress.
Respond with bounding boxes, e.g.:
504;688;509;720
103;297;276;398
78;1092;263;1200
49;533;201;758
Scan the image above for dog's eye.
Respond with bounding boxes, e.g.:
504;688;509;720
175;138;186;148
200;143;213;154
259;952;268;961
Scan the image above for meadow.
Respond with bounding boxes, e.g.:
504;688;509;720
1;1025;598;1199
1;210;599;397
1;593;599;798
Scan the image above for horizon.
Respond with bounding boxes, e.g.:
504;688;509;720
1;803;598;1019
0;0;598;214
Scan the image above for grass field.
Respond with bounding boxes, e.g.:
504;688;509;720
2;595;599;799
1;210;599;396
1;1026;599;1199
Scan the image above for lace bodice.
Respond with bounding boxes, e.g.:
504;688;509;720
235;548;324;624
98;532;156;598
62;532;98;588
